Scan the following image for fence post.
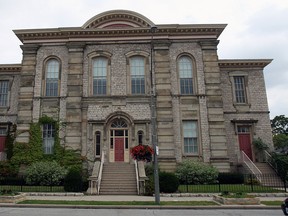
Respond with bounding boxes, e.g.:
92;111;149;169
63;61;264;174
250;174;254;192
186;175;188;193
284;175;287;193
218;180;221;192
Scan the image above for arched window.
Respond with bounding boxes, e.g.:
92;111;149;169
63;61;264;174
137;131;143;145
95;131;101;157
93;57;107;95
178;56;193;94
45;59;60;96
130;56;145;94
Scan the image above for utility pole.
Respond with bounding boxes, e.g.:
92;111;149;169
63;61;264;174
150;26;160;204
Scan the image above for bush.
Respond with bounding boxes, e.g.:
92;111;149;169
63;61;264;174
64;166;83;192
217;173;244;184
159;172;179;193
25;161;67;186
0;161;18;177
175;160;219;184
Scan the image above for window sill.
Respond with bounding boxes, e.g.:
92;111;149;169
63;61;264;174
233;103;251;112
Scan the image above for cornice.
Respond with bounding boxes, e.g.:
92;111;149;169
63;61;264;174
0;64;22;73
13;24;226;43
219;59;273;69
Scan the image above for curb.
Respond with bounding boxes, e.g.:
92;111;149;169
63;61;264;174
0;203;281;210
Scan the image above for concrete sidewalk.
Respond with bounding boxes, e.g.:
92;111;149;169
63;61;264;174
25;192;287;202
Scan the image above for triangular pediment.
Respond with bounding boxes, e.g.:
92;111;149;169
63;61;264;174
82;10;155;29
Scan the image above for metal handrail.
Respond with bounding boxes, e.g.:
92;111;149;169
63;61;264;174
264;150;279;174
97;151;105;195
134;160;140;195
241;151;262;182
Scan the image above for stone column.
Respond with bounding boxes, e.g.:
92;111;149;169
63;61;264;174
154;41;176;171
65;42;85;150
16;44;39;143
200;40;230;172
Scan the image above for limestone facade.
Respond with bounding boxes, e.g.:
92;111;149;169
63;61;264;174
0;10;273;173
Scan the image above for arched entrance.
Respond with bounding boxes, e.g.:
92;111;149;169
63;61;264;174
109;119;129;162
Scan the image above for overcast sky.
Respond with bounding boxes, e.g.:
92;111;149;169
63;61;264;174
0;0;287;118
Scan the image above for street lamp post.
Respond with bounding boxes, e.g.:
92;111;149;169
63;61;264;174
150;26;160;204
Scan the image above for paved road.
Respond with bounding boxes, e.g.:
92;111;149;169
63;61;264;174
0;208;284;216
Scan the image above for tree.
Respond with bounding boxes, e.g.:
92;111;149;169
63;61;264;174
271;115;288;153
271;115;288;135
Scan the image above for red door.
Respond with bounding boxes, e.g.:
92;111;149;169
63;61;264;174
115;138;124;162
238;134;253;160
0;136;6;152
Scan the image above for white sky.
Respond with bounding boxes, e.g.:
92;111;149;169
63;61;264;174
0;0;287;118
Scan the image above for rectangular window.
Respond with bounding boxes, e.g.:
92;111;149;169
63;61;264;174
0;81;9;106
183;121;198;154
93;58;107;95
42;124;55;154
95;132;101;156
131;56;145;94
234;76;246;103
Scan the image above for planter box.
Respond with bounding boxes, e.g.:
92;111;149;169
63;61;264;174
0;193;26;203
213;195;260;205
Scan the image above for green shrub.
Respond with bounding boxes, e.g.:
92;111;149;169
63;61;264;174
217;173;244;184
175;160;219;184
144;175;154;196
159;172;179;193
25;161;67;186
0;161;18;177
64;166;83;192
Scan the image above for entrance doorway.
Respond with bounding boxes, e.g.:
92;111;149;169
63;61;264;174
238;126;253;160
110;119;129;162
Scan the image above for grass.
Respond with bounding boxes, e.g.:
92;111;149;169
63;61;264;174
19;200;218;206
261;201;283;206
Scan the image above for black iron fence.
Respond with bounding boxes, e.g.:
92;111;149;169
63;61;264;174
178;173;287;193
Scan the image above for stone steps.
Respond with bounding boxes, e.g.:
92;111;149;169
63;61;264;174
99;163;137;195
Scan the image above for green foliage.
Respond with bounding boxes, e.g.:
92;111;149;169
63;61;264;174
28;123;44;162
25;161;67;186
159;172;179;193
64;166;83;192
175;160;219;184
252;137;269;151
273;134;288;151
217;173;244;184
271;153;288;180
0;161;18;177
144;175;154;196
10;142;33;166
271;115;288;135
5;124;17;160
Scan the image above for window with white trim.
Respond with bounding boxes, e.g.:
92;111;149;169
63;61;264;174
183;121;198;154
42;124;55;154
179;56;193;94
0;81;9;106
93;57;107;95
45;59;60;96
234;76;247;103
130;56;145;94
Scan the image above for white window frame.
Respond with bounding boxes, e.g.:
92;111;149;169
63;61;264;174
0;80;9;107
42;123;55;154
178;56;194;95
183;121;198;154
44;58;60;97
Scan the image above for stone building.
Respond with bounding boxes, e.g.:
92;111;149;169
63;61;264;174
0;10;273;174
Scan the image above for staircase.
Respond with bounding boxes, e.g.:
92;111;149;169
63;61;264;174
99;163;138;195
254;162;284;187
